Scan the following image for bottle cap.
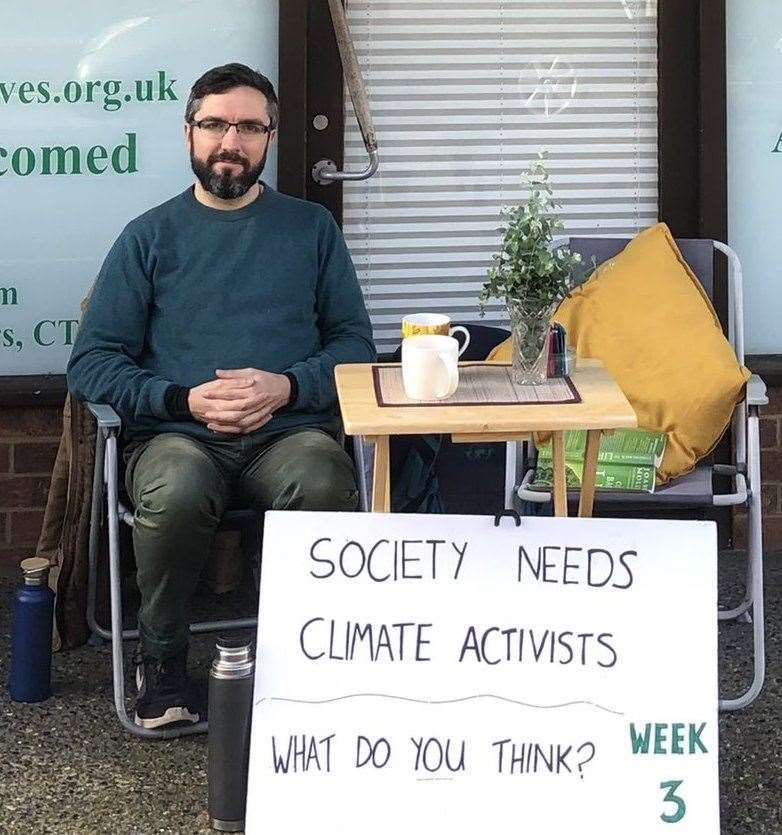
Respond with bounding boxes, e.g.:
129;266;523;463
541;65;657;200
212;636;254;680
20;557;50;586
216;635;251;652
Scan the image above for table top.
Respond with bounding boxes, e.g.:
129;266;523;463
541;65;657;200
335;359;637;437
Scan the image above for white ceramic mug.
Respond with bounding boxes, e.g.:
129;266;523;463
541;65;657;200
401;313;471;356
402;334;461;400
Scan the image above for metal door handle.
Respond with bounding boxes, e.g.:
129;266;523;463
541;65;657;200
312;149;379;185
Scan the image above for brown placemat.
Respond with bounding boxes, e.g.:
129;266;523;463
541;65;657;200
373;363;581;406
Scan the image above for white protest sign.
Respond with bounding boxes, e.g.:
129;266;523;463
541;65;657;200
247;511;719;834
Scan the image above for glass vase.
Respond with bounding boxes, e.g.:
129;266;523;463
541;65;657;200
506;297;555;385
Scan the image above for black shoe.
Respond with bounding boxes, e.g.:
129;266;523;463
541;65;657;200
133;647;200;729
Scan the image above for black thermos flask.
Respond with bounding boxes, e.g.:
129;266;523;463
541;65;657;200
208;636;255;832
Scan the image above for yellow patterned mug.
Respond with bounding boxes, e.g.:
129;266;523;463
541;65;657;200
401;313;471;356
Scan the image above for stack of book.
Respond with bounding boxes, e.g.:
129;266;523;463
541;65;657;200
532;429;667;493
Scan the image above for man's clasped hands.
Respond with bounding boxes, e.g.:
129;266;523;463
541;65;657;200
187;368;292;435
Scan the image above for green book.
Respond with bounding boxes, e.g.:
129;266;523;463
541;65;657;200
532;460;657;493
536;428;667;468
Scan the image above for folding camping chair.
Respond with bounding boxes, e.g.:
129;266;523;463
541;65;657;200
77;0;382;741
506;238;767;712
86;403;373;739
85;403;264;739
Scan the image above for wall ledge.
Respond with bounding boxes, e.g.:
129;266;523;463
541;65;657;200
0;375;68;408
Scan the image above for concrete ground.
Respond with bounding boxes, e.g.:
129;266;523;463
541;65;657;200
0;550;779;835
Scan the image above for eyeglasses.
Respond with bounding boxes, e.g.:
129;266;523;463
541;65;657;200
190;118;273;141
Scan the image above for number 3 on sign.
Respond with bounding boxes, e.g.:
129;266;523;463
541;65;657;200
659;780;686;824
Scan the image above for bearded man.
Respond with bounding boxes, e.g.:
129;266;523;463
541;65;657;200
67;63;375;729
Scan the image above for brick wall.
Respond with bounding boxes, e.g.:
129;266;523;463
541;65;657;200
0;405;62;571
1;387;781;571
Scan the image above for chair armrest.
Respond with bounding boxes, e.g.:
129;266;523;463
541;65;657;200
86;402;122;430
746;374;768;407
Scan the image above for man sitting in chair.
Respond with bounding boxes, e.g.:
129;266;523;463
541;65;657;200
67;63;376;730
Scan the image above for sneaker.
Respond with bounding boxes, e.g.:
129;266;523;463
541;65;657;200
133;647;200;729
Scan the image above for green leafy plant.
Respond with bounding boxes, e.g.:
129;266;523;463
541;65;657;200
480;153;581;313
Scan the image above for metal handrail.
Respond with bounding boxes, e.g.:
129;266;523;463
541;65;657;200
312;0;379;186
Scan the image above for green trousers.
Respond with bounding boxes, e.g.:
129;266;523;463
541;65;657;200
123;428;359;660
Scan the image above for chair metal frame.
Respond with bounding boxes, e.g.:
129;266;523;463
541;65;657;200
86;403;260;739
506;238;767;711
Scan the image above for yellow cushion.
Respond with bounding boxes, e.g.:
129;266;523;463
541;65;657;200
486;339;511;362
486;223;750;484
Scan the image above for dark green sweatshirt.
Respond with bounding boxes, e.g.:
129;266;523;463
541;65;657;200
66;182;376;442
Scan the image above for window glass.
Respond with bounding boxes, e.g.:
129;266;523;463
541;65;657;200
727;0;782;353
0;1;278;374
343;0;658;351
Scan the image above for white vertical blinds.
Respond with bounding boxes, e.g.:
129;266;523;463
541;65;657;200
342;0;659;352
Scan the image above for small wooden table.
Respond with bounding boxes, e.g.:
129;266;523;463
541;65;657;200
334;359;637;517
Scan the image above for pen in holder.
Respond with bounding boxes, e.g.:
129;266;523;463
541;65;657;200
546;324;575;378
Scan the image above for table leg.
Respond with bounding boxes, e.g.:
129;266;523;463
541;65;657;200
371;435;391;512
551;431;568;517
578;429;602;517
353;434;371;512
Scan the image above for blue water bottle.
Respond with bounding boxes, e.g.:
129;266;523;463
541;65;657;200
8;557;55;703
